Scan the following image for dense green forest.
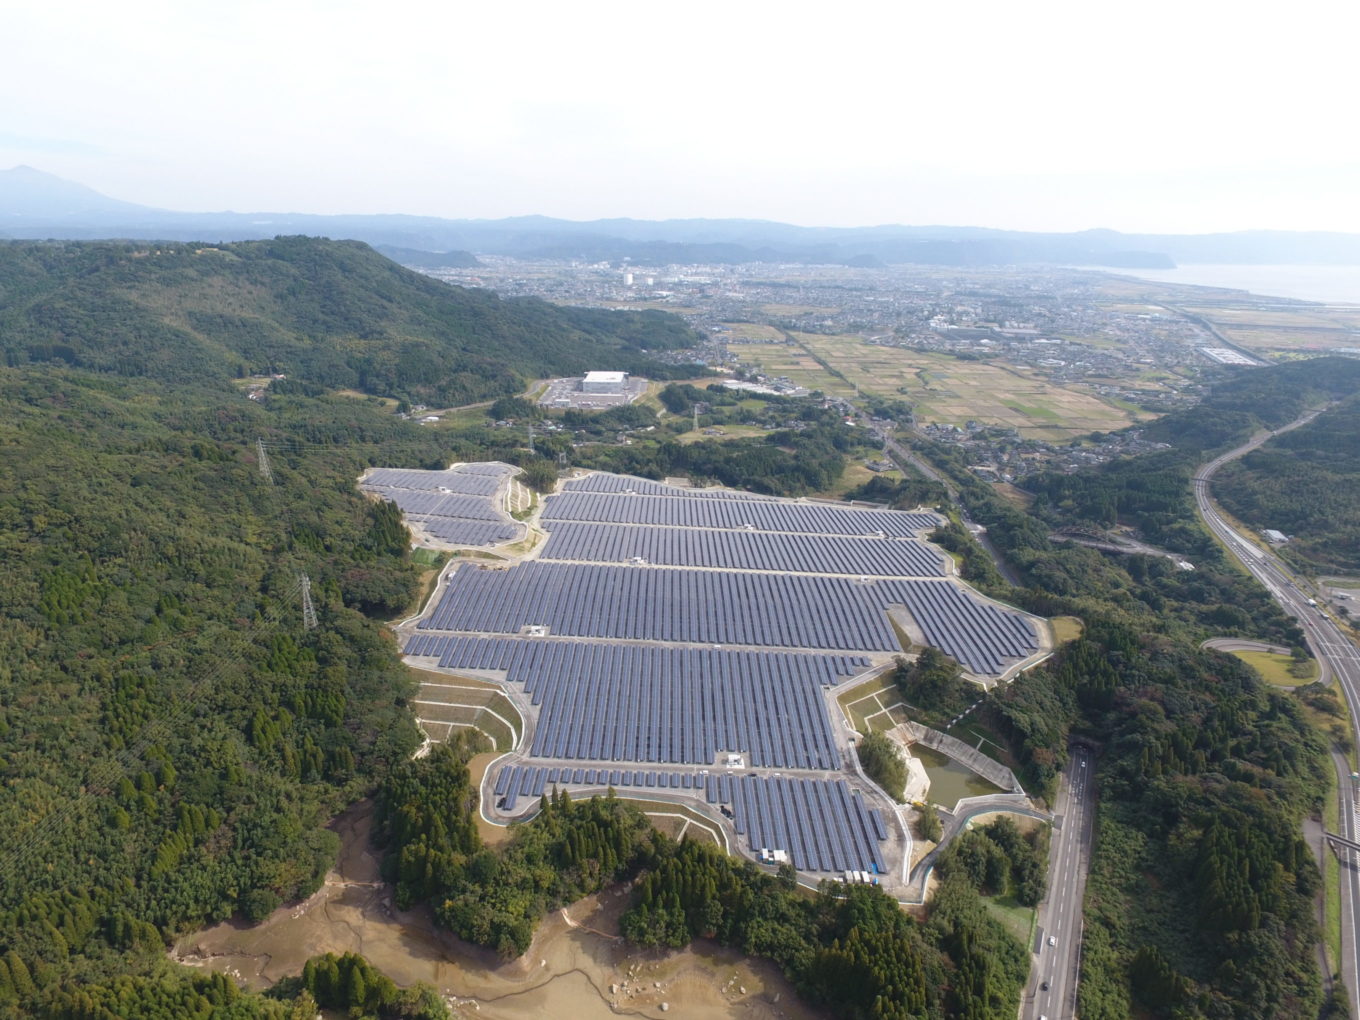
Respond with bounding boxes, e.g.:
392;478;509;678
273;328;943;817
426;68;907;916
0;364;486;1016
0;238;702;407
1213;398;1360;573
907;358;1355;1016
487;384;881;498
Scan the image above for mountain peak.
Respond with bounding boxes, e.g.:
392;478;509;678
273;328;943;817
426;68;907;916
0;165;152;220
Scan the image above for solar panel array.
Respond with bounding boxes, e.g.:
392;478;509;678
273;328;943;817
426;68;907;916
543;490;941;537
375;491;504;520
403;634;866;768
539;521;946;576
412;518;520;544
360;463;522;547
387;465;1046;877
363;468;502;495
418;562;1035;671
454;462;517;476
709;775;887;875
494;763;708;812
491;765;887;874
564;472;765;500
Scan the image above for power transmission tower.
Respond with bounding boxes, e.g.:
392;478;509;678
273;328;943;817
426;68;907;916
256;438;274;484
527;424;535;455
300;573;318;630
693;405;699;431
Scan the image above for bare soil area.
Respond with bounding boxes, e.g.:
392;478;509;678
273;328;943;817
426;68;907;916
173;801;820;1020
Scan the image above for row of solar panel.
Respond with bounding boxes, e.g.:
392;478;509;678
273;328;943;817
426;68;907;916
494;763;712;812
407;516;521;545
875;577;1037;675
543;490;940;538
564;472;764;500
418;561;1036;671
539;521;946;577
492;765;888;874
420;561;898;650
367;490;506;521
403;633;869;688
531;663;836;768
708;774;888;875
363;468;502;496
402;635;869;769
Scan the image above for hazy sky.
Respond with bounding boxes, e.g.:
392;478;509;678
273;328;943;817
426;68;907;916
3;0;1355;232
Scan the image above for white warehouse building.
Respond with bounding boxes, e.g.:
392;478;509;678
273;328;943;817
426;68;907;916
582;371;628;395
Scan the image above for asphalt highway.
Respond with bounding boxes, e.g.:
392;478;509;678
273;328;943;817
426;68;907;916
1192;407;1360;1015
1023;745;1096;1019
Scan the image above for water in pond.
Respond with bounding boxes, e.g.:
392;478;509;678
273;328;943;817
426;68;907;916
912;745;1001;808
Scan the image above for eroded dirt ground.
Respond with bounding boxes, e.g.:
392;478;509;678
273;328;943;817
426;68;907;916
173;801;822;1019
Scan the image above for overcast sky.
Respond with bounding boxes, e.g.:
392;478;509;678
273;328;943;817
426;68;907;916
3;0;1355;233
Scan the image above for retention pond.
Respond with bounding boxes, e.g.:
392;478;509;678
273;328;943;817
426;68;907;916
913;745;1002;808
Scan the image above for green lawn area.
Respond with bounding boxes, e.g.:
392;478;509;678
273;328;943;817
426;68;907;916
1228;648;1317;686
983;893;1036;946
836;674;905;733
410;547;446;567
1050;615;1084;643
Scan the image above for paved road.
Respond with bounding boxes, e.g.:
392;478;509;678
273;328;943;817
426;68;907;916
1023;746;1096;1019
1192;406;1360;1014
899;794;1051;904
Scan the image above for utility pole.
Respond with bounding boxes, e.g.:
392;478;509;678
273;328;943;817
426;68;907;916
300;573;318;631
256;438;274;484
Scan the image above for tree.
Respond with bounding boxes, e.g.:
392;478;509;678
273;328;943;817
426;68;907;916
918;803;943;842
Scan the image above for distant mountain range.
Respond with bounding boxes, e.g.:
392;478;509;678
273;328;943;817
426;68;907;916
5;165;1360;269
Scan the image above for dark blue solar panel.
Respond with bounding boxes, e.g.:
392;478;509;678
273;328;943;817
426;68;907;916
540;522;946;577
544;487;940;537
412;635;864;770
711;776;889;875
417;562;1036;672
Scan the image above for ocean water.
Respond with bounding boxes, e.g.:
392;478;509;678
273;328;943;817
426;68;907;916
1096;264;1360;305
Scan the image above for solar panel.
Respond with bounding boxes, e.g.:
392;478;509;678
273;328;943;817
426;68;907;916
709;777;889;875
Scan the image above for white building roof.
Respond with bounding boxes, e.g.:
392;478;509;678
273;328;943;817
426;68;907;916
583;371;627;383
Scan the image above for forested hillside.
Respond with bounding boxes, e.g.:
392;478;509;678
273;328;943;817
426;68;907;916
0;238;711;1016
1214;398;1360;573
1028;357;1360;559
0;237;700;407
908;359;1357;1016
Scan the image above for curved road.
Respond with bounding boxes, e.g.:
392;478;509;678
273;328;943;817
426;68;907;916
1193;406;1360;1013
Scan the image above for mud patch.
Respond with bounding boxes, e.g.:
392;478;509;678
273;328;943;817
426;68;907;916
173;801;821;1019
